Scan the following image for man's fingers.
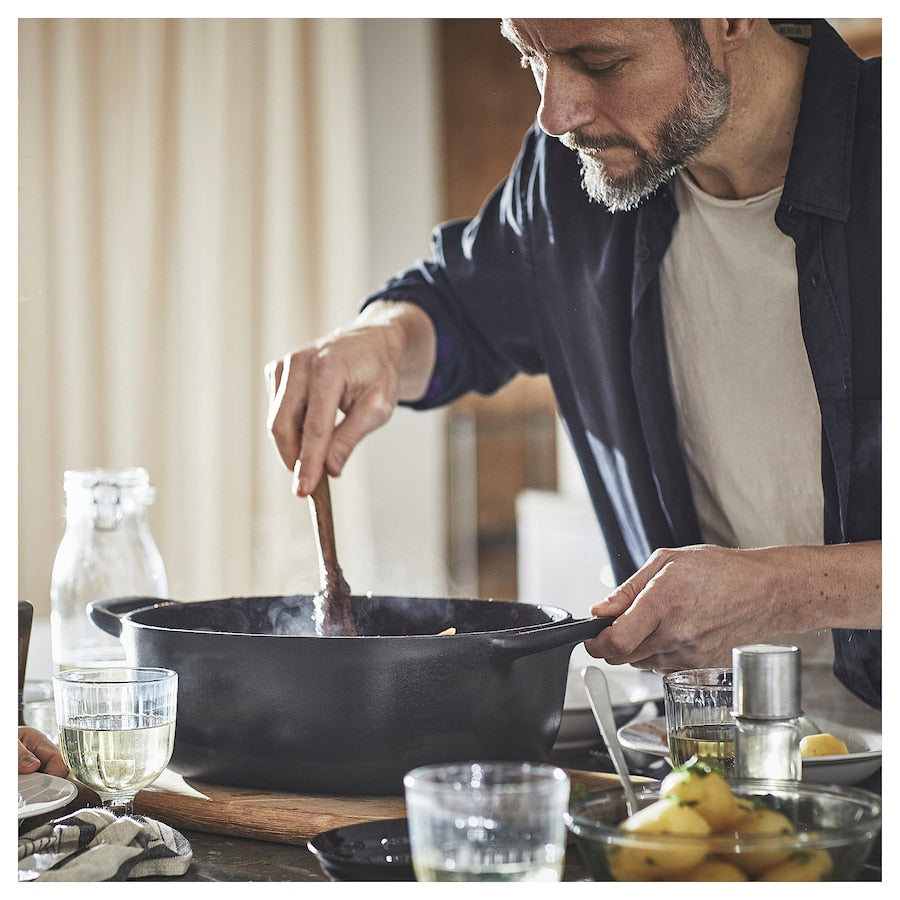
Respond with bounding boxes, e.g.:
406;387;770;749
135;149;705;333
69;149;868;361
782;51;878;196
326;388;397;476
590;572;644;617
294;363;347;495
585;602;659;661
266;352;309;473
266;320;405;496
590;548;674;617
18;741;41;773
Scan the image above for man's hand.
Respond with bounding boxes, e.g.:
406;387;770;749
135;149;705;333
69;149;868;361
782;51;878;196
584;541;881;672
264;301;436;496
18;726;68;778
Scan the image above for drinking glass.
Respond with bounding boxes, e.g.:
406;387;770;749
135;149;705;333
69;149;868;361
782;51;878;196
404;761;570;882
52;667;177;816
663;667;734;773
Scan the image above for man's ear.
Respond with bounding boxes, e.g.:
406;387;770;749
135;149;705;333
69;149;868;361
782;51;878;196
702;19;757;67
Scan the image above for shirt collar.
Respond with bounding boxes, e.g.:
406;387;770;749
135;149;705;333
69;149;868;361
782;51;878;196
779;19;861;221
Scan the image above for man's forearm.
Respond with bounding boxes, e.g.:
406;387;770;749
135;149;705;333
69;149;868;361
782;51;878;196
355;299;437;403
755;540;882;632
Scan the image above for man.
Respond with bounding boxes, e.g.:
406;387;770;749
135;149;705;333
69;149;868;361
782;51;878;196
266;20;881;707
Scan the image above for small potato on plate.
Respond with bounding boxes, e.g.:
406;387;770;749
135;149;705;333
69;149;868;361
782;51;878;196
800;733;849;757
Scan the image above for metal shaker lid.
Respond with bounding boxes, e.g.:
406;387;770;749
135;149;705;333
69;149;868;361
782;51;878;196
732;644;802;718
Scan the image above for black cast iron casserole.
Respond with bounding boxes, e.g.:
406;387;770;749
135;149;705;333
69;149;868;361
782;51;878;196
90;593;611;795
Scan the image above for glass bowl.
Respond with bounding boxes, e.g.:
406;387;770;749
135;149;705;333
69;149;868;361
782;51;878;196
565;779;881;881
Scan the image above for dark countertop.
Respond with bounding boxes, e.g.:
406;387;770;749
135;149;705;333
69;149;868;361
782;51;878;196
18;744;608;883
160;746;880;883
164;830;328;882
20;661;882;883
20;754;882;883
23;732;875;884
138;740;623;883
169;829;597;882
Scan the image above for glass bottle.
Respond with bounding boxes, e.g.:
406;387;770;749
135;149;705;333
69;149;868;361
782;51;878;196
50;467;169;670
732;644;802;780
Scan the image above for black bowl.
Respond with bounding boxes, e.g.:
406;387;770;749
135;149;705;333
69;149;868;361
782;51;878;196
307;818;414;881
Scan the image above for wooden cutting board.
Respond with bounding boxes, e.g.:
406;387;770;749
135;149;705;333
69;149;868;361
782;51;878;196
75;769;640;845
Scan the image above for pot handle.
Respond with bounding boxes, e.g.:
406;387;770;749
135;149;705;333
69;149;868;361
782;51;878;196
487;615;614;659
88;595;173;638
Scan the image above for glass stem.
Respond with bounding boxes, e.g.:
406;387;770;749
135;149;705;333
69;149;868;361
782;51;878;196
103;796;135;817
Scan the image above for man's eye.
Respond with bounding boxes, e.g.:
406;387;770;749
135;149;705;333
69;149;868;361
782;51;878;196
581;59;622;77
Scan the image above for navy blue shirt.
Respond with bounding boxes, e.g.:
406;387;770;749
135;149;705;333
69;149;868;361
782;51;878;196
363;20;881;707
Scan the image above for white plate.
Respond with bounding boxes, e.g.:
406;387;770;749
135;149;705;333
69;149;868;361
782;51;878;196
556;659;663;749
564;654;663;710
617;716;882;786
18;772;78;822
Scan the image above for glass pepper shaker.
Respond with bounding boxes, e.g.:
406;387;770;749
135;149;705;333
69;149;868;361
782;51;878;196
732;643;802;780
50;467;169;670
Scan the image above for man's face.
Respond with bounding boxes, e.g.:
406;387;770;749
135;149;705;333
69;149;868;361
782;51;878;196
501;19;731;211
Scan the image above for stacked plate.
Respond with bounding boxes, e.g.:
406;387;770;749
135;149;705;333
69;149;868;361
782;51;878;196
18;773;77;822
556;650;664;749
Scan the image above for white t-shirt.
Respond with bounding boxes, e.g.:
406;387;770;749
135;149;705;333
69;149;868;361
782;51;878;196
659;170;824;551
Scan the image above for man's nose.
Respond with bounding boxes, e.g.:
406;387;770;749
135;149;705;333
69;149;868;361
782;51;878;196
536;63;595;138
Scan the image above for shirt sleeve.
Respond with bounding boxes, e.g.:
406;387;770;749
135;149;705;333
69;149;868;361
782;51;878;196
360;124;551;410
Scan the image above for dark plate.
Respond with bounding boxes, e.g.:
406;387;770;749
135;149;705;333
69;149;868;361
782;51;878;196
307;817;414;882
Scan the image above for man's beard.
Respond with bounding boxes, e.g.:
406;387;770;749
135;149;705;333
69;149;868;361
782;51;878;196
561;36;731;212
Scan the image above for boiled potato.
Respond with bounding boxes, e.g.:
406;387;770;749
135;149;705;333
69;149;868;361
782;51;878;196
659;761;743;830
608;798;711;880
726;806;796;876
800;732;849;757
605;845;663;883
681;859;748;881
757;849;834;881
607;766;828;882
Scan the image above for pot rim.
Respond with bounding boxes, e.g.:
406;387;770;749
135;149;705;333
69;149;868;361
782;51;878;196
109;594;582;639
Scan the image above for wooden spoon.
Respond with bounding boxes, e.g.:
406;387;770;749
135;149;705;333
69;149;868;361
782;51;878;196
308;474;357;636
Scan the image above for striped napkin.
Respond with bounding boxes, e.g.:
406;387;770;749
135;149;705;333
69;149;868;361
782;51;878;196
18;807;192;881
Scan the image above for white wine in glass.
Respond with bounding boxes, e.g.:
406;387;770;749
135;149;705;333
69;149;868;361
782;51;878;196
53;667;177;817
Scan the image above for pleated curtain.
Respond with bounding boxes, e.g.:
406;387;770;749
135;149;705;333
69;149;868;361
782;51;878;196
18;18;448;626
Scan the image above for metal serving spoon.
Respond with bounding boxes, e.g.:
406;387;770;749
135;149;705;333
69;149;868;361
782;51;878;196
582;666;641;817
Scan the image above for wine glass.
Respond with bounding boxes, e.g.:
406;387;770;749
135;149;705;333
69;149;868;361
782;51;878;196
52;667;177;817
